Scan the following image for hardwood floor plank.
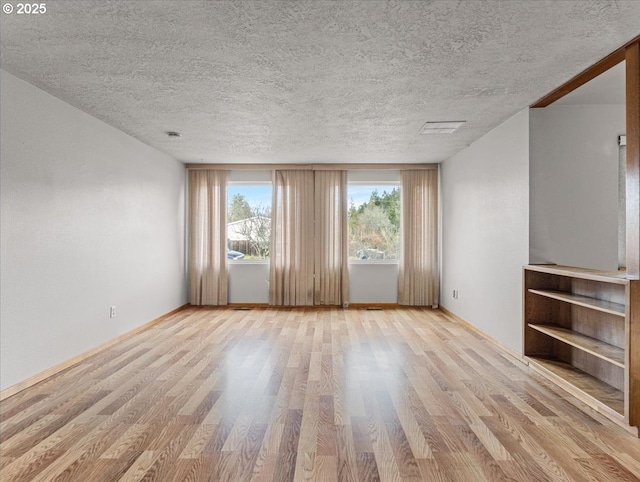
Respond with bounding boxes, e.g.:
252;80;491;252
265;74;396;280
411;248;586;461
232;422;268;482
451;424;516;482
372;450;402;482
165;452;218;482
317;395;338;455
335;424;359;482
0;394;50;423
356;452;381;482
481;415;560;482
577;453;640;482
2;389;111;459
278;408;303;453
385;393;432;460
293;451;314;482
1;448;66;481
272;451;297;482
375;391;420;479
2;307;639;481
611;452;640;479
297;381;319;454
33;421;132;481
402;385;450;454
60;448;143;482
100;422;155;460
117;450;157;482
415;458;452;482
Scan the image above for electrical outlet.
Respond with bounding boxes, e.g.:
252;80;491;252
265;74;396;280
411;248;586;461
110;306;117;318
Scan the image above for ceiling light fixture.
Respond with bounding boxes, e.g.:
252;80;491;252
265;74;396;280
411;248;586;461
418;121;466;135
166;131;182;138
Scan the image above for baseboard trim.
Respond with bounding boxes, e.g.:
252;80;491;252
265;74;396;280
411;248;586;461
225;303;405;309
438;306;527;366
0;303;190;401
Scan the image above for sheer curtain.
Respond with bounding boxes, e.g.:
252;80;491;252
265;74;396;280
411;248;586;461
314;171;349;306
188;170;228;305
399;169;439;306
269;170;315;305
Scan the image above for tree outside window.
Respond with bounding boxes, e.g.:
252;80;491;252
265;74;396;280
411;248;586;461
227;186;272;260
348;186;400;260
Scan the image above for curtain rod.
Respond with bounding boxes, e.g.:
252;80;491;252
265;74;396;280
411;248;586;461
185;163;438;171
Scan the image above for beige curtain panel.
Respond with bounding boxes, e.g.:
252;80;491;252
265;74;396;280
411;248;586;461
269;170;315;305
399;169;439;306
188;169;228;305
314;171;349;306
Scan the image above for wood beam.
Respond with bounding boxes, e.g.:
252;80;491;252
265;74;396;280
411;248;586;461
531;34;639;108
627;41;640;279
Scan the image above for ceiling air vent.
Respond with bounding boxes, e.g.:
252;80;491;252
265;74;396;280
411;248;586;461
418;121;466;135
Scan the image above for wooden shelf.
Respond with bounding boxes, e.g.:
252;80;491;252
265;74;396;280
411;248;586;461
524;264;630;283
528;357;625;417
528;289;625;317
528;323;625;368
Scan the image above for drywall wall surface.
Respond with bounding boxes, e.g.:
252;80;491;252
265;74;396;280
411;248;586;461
228;263;270;303
441;109;529;353
0;70;187;391
348;263;399;303
529;104;623;271
228;263;398;305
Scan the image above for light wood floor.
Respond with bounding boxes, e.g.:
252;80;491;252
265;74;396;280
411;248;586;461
1;307;640;481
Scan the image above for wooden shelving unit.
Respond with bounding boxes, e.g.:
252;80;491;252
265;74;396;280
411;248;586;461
524;264;639;434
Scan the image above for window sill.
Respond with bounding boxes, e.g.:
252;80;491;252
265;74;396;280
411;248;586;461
348;260;399;265
229;260;270;265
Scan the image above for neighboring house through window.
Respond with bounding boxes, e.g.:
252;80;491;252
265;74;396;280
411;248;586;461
227;171;272;261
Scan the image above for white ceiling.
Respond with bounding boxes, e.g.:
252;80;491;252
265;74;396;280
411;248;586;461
1;0;639;164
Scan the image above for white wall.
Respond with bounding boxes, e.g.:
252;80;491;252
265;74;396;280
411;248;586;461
441;109;529;352
0;71;187;391
349;263;399;304
529;104;623;271
228;263;270;303
227;263;398;304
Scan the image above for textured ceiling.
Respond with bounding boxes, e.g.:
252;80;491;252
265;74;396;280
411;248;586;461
1;0;639;164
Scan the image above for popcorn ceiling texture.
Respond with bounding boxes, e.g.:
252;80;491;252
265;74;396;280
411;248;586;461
1;0;639;164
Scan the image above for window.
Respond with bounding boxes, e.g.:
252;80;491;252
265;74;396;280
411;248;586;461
227;180;272;261
347;183;400;261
